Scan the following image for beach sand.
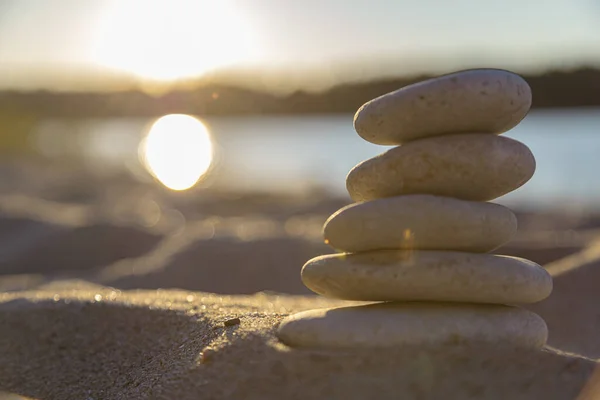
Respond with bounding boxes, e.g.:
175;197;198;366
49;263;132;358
1;280;600;400
1;187;600;398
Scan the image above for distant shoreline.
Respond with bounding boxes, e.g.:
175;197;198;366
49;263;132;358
2;67;600;118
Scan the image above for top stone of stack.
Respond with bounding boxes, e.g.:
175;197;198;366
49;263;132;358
353;69;532;145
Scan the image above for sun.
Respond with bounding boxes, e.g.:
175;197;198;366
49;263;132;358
140;114;214;191
92;0;261;81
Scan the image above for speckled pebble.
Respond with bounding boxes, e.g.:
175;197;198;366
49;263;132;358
277;302;548;349
354;69;532;145
323;195;516;253
301;250;552;304
346;134;535;202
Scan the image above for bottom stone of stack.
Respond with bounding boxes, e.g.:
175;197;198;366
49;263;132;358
277;302;548;349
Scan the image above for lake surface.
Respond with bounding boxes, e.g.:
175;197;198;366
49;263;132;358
34;108;600;208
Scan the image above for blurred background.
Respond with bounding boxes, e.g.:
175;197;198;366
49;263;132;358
0;0;598;294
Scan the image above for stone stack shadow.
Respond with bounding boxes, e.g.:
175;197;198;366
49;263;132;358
278;69;554;349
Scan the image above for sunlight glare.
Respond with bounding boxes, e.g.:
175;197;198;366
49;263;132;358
92;0;261;81
140;114;213;191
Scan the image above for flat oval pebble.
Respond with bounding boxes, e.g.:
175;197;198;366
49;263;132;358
354;69;532;145
277;302;548;349
301;251;552;304
346;134;535;202
324;195;516;253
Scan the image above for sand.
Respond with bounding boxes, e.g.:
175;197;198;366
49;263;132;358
0;192;591;295
1;280;600;400
1;189;600;398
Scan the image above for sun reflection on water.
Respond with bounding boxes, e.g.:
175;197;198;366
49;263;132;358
139;114;214;191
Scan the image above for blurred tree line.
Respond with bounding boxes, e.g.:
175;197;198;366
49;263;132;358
1;68;600;119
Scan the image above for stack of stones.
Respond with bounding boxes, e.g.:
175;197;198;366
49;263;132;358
277;69;553;349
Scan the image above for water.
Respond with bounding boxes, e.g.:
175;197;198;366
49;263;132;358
34;108;600;208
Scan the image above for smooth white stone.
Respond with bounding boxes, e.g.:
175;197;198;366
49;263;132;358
324;195;516;253
277;302;548;349
301;251;552;304
354;69;532;145
346;134;535;202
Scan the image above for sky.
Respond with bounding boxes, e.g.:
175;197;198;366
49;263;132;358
0;0;599;91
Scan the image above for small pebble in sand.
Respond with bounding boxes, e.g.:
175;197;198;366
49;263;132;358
200;348;215;364
224;317;241;327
